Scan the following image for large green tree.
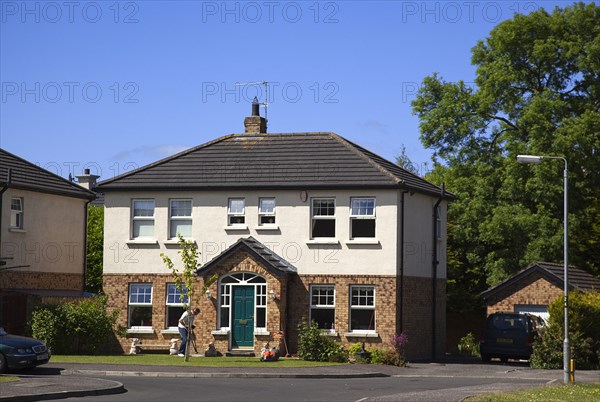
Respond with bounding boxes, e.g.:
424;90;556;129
412;2;600;312
85;205;104;294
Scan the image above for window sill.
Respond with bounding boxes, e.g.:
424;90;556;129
254;225;279;231
344;332;379;338
127;328;155;334
306;239;340;245
164;239;196;245
8;228;26;233
211;329;230;336
224;225;248;231
126;239;159;245
345;239;380;245
254;329;270;336
160;328;180;334
322;331;339;337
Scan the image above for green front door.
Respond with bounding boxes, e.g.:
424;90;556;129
232;286;254;348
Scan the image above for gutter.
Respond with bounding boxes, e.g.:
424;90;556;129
431;182;445;361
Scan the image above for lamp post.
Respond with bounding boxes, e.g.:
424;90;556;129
517;155;570;384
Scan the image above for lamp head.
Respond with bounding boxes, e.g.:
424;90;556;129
517;155;543;164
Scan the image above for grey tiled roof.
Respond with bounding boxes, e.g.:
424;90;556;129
96;133;451;198
481;261;600;299
196;236;297;277
0;148;96;200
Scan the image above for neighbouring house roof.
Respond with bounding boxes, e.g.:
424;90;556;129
196;236;297;278
95;133;453;199
481;261;600;300
0;148;96;200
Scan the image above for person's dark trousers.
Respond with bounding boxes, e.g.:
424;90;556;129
178;327;187;354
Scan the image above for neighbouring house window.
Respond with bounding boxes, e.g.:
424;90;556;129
350;198;376;238
310;285;335;330
10;198;23;229
132;199;155;239
169;199;192;239
228;198;245;225
128;284;153;328
350;286;376;332
165;284;189;328
258;198;276;225
311;198;335;238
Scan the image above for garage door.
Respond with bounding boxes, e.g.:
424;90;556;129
514;304;549;323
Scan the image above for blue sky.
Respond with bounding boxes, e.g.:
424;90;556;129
0;0;583;181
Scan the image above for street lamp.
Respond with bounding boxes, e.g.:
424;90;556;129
517;155;570;384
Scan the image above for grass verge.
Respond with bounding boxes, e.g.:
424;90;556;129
50;354;343;367
467;382;600;402
0;375;20;383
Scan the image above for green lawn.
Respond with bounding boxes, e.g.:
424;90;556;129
0;376;20;383
467;383;600;402
50;354;343;367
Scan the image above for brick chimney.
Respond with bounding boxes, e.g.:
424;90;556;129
76;168;100;190
244;96;267;134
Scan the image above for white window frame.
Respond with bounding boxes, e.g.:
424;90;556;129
349;285;376;333
128;283;153;330
258;197;276;225
310;285;336;331
311;198;336;239
227;198;246;226
169;199;192;239
131;199;155;240
165;284;189;329
10;197;23;229
350;197;376;239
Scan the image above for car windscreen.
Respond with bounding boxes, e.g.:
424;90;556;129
488;315;528;331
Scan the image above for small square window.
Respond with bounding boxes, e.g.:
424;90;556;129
258;198;276;225
228;198;245;225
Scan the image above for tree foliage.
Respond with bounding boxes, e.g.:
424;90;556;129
412;2;600;312
85;205;104;294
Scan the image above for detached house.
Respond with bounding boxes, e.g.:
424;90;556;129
0;149;96;334
96;105;452;359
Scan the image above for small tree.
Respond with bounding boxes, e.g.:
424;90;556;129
160;234;216;361
86;205;104;294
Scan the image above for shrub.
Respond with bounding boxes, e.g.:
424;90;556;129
389;332;408;366
531;291;600;370
30;296;123;354
348;342;363;356
369;347;386;364
297;321;347;362
457;332;480;357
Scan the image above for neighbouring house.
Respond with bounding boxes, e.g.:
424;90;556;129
95;103;453;359
0;149;96;334
481;261;600;322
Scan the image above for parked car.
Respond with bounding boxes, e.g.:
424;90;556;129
0;327;50;373
479;313;544;363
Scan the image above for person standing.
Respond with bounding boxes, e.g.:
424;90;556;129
178;308;200;356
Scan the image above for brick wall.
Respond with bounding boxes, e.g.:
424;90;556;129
486;274;562;315
0;271;83;291
104;253;446;359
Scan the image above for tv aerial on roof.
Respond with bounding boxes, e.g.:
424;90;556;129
236;81;270;127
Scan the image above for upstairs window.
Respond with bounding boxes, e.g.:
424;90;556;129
350;198;376;238
166;284;189;328
311;198;335;238
258;198;276;225
10;198;23;229
169;199;192;239
132;199;155;239
310;285;335;331
228;198;245;225
128;283;153;328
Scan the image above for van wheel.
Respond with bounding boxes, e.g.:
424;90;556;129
481;354;491;362
0;354;7;374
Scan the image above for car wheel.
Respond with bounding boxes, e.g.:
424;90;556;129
0;353;7;374
500;357;508;363
481;354;491;363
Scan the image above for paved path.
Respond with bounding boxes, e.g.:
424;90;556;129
1;358;598;402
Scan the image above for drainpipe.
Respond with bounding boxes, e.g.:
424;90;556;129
397;190;409;334
432;183;445;361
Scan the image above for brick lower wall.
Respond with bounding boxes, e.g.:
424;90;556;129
104;257;445;359
0;271;83;291
486;274;562;316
